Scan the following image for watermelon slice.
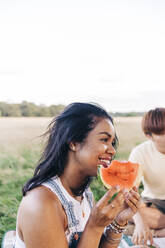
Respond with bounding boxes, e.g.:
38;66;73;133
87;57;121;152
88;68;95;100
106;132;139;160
99;160;139;190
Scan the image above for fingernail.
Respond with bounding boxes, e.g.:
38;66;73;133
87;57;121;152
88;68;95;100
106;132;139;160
133;186;137;191
115;185;120;190
125;192;130;199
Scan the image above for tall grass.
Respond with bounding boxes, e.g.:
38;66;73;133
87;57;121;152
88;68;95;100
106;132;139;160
0;148;39;243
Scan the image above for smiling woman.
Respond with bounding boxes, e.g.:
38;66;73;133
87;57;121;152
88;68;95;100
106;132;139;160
5;102;140;248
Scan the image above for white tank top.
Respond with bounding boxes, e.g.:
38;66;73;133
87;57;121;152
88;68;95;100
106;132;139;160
15;176;93;248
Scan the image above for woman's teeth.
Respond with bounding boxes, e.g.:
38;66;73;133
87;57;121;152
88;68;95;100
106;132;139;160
99;159;111;167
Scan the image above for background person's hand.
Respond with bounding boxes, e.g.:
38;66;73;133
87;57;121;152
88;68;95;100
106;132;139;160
132;220;153;246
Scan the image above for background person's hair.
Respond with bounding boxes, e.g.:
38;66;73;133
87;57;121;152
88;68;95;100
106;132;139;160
23;102;118;196
142;107;165;135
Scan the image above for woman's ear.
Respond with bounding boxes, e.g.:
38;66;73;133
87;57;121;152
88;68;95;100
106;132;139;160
69;142;76;151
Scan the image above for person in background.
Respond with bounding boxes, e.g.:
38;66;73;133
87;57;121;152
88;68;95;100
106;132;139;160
14;102;140;248
129;107;165;246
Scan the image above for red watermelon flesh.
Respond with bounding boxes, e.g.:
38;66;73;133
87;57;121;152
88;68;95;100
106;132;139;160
100;160;139;190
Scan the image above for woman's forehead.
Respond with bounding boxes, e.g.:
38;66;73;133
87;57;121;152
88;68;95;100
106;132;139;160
92;118;115;136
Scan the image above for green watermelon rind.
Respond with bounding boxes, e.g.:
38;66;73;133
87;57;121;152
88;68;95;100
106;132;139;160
97;166;119;202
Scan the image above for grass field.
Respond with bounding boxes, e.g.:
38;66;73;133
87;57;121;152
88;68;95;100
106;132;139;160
0;117;146;244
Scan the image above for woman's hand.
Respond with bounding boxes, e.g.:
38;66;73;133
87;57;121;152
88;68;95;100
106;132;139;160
132;219;153;246
115;187;140;225
88;186;125;231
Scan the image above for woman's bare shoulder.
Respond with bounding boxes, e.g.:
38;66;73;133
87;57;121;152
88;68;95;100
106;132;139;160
20;186;61;210
18;185;66;229
17;186;68;248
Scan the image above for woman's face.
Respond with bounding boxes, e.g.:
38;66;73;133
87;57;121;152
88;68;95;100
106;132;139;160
73;118;116;176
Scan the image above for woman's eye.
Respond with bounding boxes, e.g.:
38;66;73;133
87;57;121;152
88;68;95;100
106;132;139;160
101;138;108;142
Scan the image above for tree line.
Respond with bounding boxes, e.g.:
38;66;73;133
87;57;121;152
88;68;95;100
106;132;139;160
0;101;144;117
0;101;65;117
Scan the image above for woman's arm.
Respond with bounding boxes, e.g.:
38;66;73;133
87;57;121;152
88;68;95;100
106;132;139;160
18;187;69;248
99;223;123;248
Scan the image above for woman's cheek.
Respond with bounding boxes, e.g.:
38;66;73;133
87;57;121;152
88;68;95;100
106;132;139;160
102;144;108;151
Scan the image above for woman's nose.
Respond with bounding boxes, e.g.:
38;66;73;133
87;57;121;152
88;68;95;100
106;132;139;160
107;144;116;156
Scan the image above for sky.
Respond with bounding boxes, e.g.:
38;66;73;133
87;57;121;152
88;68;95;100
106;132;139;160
0;0;165;112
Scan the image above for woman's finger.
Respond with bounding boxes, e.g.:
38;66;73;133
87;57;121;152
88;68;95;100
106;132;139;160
104;191;125;213
129;189;140;201
127;195;139;208
132;186;138;192
98;186;119;207
125;198;138;213
124;191;140;210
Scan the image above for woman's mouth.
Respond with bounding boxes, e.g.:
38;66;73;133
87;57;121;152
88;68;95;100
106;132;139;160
98;158;111;168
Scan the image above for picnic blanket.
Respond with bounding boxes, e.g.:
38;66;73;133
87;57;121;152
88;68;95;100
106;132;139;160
120;234;165;248
1;231;165;248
